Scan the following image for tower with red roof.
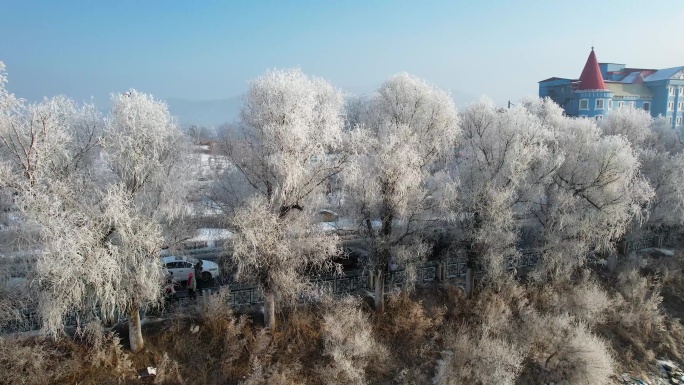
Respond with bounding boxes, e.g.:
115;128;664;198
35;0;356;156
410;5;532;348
571;47;614;120
539;47;684;128
578;47;607;91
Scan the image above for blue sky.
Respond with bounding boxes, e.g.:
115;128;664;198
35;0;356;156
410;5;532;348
2;0;683;108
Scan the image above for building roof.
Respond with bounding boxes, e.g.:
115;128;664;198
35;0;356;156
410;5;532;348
620;72;641;83
604;82;653;98
644;66;684;82
538;77;575;83
623;68;657;73
578;48;607;90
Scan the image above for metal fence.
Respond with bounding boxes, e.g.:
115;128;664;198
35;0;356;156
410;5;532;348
625;236;658;253
5;228;679;335
0;247;556;335
317;272;372;295
1;307;129;335
230;286;264;306
624;232;680;254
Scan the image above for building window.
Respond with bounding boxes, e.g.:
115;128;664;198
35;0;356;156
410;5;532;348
608;100;613;110
618;101;624;109
629;101;635;108
596;99;604;109
680;87;684;96
643;102;651;111
671;87;676;96
669;102;675;111
595;115;603;121
678;117;683;126
668;117;673;124
579;99;589;110
679;102;683;111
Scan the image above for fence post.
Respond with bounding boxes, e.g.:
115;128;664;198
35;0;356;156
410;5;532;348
465;259;475;298
202;289;209;306
436;263;444;281
607;251;618;273
368;273;375;290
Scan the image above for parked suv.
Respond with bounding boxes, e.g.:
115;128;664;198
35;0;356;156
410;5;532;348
161;255;220;282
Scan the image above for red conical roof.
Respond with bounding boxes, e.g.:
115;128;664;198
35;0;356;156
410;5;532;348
578;48;606;90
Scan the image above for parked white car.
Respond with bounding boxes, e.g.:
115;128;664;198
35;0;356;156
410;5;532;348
161;255;220;282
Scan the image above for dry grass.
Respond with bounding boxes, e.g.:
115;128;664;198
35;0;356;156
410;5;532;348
376;292;444;359
149;291;254;385
0;328;136;385
371;291;446;383
0;336;81;385
3;259;684;385
591;256;684;376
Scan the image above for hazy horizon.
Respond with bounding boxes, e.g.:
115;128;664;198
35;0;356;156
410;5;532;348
2;1;684;118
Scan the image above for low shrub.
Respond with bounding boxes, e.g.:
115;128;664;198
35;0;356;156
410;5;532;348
433;328;524;385
531;269;613;326
610;268;664;336
318;296;387;385
521;313;615;385
80;322;133;375
154;352;184;385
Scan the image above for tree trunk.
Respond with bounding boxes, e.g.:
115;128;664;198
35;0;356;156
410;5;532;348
374;269;385;313
128;305;144;353
465;212;482;298
465;266;474;298
264;291;276;330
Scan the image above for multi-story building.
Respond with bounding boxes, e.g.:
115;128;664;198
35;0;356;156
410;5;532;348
539;48;684;128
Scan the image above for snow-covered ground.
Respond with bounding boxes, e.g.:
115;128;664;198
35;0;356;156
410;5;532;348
179;228;234;252
315;218;381;233
189;145;232;180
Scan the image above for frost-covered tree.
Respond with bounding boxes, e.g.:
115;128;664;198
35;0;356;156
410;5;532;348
640;152;684;230
231;196;338;329
598;107;653;149
343;73;460;311
0;75;190;352
582;107;684;236
95;90;190;351
343;95;369;131
102;90;189;221
622;114;684;230
29;184;163;352
523;102;653;279
215;68;346;214
213;69;345;328
0;94;101;189
0;62;107;327
454;98;559;293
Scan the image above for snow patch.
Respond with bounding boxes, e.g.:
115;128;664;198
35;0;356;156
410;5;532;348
186;228;234;242
655;248;675;256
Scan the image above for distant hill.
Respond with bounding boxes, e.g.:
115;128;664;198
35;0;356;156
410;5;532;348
159;86;475;128
165;96;242;127
449;89;478;108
